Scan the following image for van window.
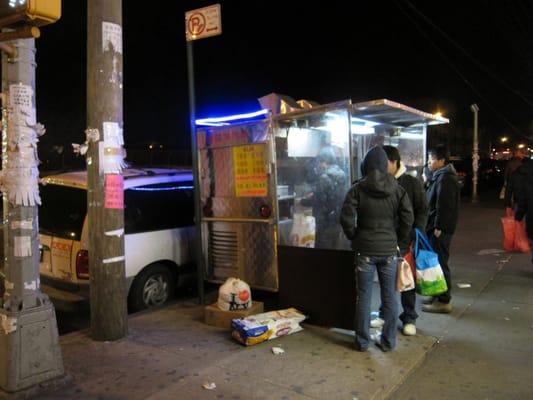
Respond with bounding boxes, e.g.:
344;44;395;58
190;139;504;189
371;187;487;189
39;185;87;240
124;181;194;234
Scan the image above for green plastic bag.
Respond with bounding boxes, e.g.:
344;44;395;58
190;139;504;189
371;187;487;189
414;229;448;296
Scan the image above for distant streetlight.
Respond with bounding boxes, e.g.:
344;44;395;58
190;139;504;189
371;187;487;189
518;143;525;149
434;111;443;118
500;136;508;143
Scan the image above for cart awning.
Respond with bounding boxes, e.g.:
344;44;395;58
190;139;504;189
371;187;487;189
351;99;449;127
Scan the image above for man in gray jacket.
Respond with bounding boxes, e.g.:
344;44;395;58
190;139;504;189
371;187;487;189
340;146;413;352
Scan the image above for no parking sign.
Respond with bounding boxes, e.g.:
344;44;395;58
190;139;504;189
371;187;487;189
185;4;222;41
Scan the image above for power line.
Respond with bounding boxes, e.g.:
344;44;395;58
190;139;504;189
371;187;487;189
393;0;528;139
402;0;533;109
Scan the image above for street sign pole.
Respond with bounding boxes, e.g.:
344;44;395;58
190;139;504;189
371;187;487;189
0;36;64;393
185;4;221;306
186;39;205;305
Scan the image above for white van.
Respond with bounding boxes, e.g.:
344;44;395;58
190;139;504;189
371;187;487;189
38;167;196;311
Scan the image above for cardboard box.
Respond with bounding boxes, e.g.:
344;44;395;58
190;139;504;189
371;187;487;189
204;301;264;329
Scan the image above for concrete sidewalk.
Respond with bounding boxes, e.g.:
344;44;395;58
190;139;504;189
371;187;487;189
29;201;532;400
391;203;533;399
39;299;435;400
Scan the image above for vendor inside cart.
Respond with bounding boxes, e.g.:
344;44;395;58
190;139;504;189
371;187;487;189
299;146;347;248
275;109;351;250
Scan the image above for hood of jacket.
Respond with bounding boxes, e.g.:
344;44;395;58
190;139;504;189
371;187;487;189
361;146;388;176
359;170;398;198
431;163;457;181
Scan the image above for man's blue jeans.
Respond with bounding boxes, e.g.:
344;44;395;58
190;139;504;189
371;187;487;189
355;254;398;351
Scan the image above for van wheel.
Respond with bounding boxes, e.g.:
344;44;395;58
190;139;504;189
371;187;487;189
128;264;175;312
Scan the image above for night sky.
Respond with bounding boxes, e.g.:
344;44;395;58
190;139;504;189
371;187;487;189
30;1;533;159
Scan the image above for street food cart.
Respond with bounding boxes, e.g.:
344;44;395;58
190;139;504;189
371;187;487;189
196;95;448;328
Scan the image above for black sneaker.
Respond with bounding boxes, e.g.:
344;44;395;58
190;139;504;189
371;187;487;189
374;339;393;352
354;344;368;352
422;301;452;314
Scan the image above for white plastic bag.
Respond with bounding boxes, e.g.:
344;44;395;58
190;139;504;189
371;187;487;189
289;213;315;248
217;277;252;311
396;257;415;292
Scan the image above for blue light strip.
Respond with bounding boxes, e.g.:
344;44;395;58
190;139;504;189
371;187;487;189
197;122;230;127
195;109;269;126
129;185;193;192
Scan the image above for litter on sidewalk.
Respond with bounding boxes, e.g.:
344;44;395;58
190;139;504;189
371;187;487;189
271;346;285;355
231;308;306;346
202;382;217;390
457;283;471;288
477;248;504;256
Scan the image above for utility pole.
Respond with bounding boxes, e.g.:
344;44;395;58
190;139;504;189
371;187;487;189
470;103;479;202
87;0;127;341
0;36;64;392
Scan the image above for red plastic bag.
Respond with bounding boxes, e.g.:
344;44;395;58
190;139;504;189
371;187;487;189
501;217;516;252
404;250;416;277
514;220;531;253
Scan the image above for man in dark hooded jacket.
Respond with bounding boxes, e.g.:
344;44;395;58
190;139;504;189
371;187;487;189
423;144;460;313
340;146;413;352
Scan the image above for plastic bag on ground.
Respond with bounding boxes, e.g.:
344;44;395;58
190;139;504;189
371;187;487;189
217;277;252;311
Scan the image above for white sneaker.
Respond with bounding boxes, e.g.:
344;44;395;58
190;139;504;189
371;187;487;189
402;323;416;336
370;317;384;329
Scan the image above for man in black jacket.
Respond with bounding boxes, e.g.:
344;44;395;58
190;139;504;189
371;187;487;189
505;158;531;212
340;146;413;352
423;144;460;313
514;158;533;262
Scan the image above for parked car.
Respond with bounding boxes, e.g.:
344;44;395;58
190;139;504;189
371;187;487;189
38;167;196;311
451;157;505;195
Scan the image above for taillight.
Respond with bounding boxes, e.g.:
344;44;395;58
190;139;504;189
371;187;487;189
76;250;89;279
